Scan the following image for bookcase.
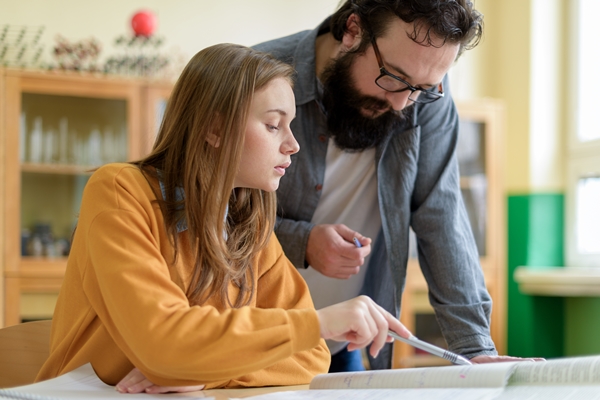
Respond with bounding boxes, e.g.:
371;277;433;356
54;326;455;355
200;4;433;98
0;68;172;327
392;98;506;368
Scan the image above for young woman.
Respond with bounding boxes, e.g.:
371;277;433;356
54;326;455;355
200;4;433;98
36;43;409;392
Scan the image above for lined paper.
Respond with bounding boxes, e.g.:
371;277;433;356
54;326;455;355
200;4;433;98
310;363;518;389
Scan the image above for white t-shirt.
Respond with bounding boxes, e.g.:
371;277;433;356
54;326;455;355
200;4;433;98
299;138;382;354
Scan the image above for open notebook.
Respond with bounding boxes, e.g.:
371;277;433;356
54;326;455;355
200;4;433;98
233;354;600;400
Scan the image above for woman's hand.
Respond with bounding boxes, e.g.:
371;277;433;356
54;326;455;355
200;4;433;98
316;295;411;358
115;368;204;394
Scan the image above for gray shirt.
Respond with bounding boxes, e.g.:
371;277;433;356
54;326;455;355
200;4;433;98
255;20;497;369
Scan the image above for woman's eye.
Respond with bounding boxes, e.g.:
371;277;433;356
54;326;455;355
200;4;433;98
266;124;279;131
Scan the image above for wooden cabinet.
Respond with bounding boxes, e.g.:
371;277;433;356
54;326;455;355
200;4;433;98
393;99;506;368
0;69;172;327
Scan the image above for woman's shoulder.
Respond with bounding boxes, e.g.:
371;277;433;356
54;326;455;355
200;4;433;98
91;163;142;180
85;163;157;206
88;163;151;189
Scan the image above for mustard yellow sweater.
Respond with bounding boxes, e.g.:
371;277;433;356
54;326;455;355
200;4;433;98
36;164;329;388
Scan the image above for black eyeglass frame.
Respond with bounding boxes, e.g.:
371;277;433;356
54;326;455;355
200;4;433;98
371;38;445;105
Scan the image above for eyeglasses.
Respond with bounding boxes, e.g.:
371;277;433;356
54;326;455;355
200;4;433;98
371;38;444;105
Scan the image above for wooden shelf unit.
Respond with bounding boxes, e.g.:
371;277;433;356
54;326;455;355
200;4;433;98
393;99;507;368
0;68;172;327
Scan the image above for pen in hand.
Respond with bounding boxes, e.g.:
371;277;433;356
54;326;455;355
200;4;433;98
353;237;362;248
388;330;472;366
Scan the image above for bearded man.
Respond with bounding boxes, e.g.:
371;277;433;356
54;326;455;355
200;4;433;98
255;0;515;372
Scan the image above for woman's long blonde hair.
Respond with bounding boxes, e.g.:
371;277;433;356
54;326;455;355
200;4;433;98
134;44;295;308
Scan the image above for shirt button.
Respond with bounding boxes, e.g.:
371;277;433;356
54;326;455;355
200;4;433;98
315;184;323;191
318;135;326;142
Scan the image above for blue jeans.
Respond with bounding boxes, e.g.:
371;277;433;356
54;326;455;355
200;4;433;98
329;347;366;373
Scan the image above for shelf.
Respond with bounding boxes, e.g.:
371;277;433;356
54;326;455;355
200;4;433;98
20;257;68;275
21;163;96;175
514;266;600;296
3;258;67;296
5;258;67;279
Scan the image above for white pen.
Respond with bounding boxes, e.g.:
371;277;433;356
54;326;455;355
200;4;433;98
388;330;472;366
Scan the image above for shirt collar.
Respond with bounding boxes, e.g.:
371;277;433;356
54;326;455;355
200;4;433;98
292;18;331;106
158;177;188;233
157;175;228;238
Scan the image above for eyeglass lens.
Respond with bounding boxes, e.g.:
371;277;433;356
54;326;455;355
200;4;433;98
376;75;442;104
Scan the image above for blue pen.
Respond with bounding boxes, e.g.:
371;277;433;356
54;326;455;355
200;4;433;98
353;237;362;248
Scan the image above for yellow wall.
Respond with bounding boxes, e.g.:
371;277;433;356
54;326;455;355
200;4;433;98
464;0;568;194
468;0;532;193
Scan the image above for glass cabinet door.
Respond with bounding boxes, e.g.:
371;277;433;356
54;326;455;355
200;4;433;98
457;119;488;257
20;94;129;259
141;84;171;156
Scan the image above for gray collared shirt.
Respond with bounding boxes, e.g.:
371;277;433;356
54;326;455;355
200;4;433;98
255;19;497;369
157;178;227;237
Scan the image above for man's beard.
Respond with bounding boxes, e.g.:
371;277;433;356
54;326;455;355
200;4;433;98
320;51;411;151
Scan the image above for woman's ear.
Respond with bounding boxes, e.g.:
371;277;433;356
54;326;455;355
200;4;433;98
206;132;221;148
342;13;363;51
206;114;222;148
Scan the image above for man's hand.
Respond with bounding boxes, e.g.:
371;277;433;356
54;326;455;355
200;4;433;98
471;355;546;364
306;224;371;279
115;368;204;394
316;295;411;358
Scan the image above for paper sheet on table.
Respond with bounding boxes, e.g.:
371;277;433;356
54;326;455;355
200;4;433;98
0;363;210;400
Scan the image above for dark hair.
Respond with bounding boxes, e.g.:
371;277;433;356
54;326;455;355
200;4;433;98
330;0;483;57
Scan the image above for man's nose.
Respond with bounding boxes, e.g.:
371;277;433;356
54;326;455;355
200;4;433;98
385;90;412;111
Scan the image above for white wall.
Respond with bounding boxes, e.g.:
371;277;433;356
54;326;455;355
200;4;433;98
2;0;341;68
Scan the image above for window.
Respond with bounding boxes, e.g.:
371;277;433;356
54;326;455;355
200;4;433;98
566;0;600;267
576;177;600;254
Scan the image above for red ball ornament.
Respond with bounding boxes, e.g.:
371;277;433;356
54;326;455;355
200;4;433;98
131;10;157;37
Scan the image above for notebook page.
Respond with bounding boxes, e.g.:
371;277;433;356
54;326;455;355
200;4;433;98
498;385;600;399
310;363;518;389
509;355;600;386
0;364;207;400
232;387;504;400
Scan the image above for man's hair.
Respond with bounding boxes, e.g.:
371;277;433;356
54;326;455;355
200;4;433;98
134;44;295;308
330;0;483;57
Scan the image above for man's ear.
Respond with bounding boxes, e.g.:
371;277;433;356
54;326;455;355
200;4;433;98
206;132;221;148
341;13;363;51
